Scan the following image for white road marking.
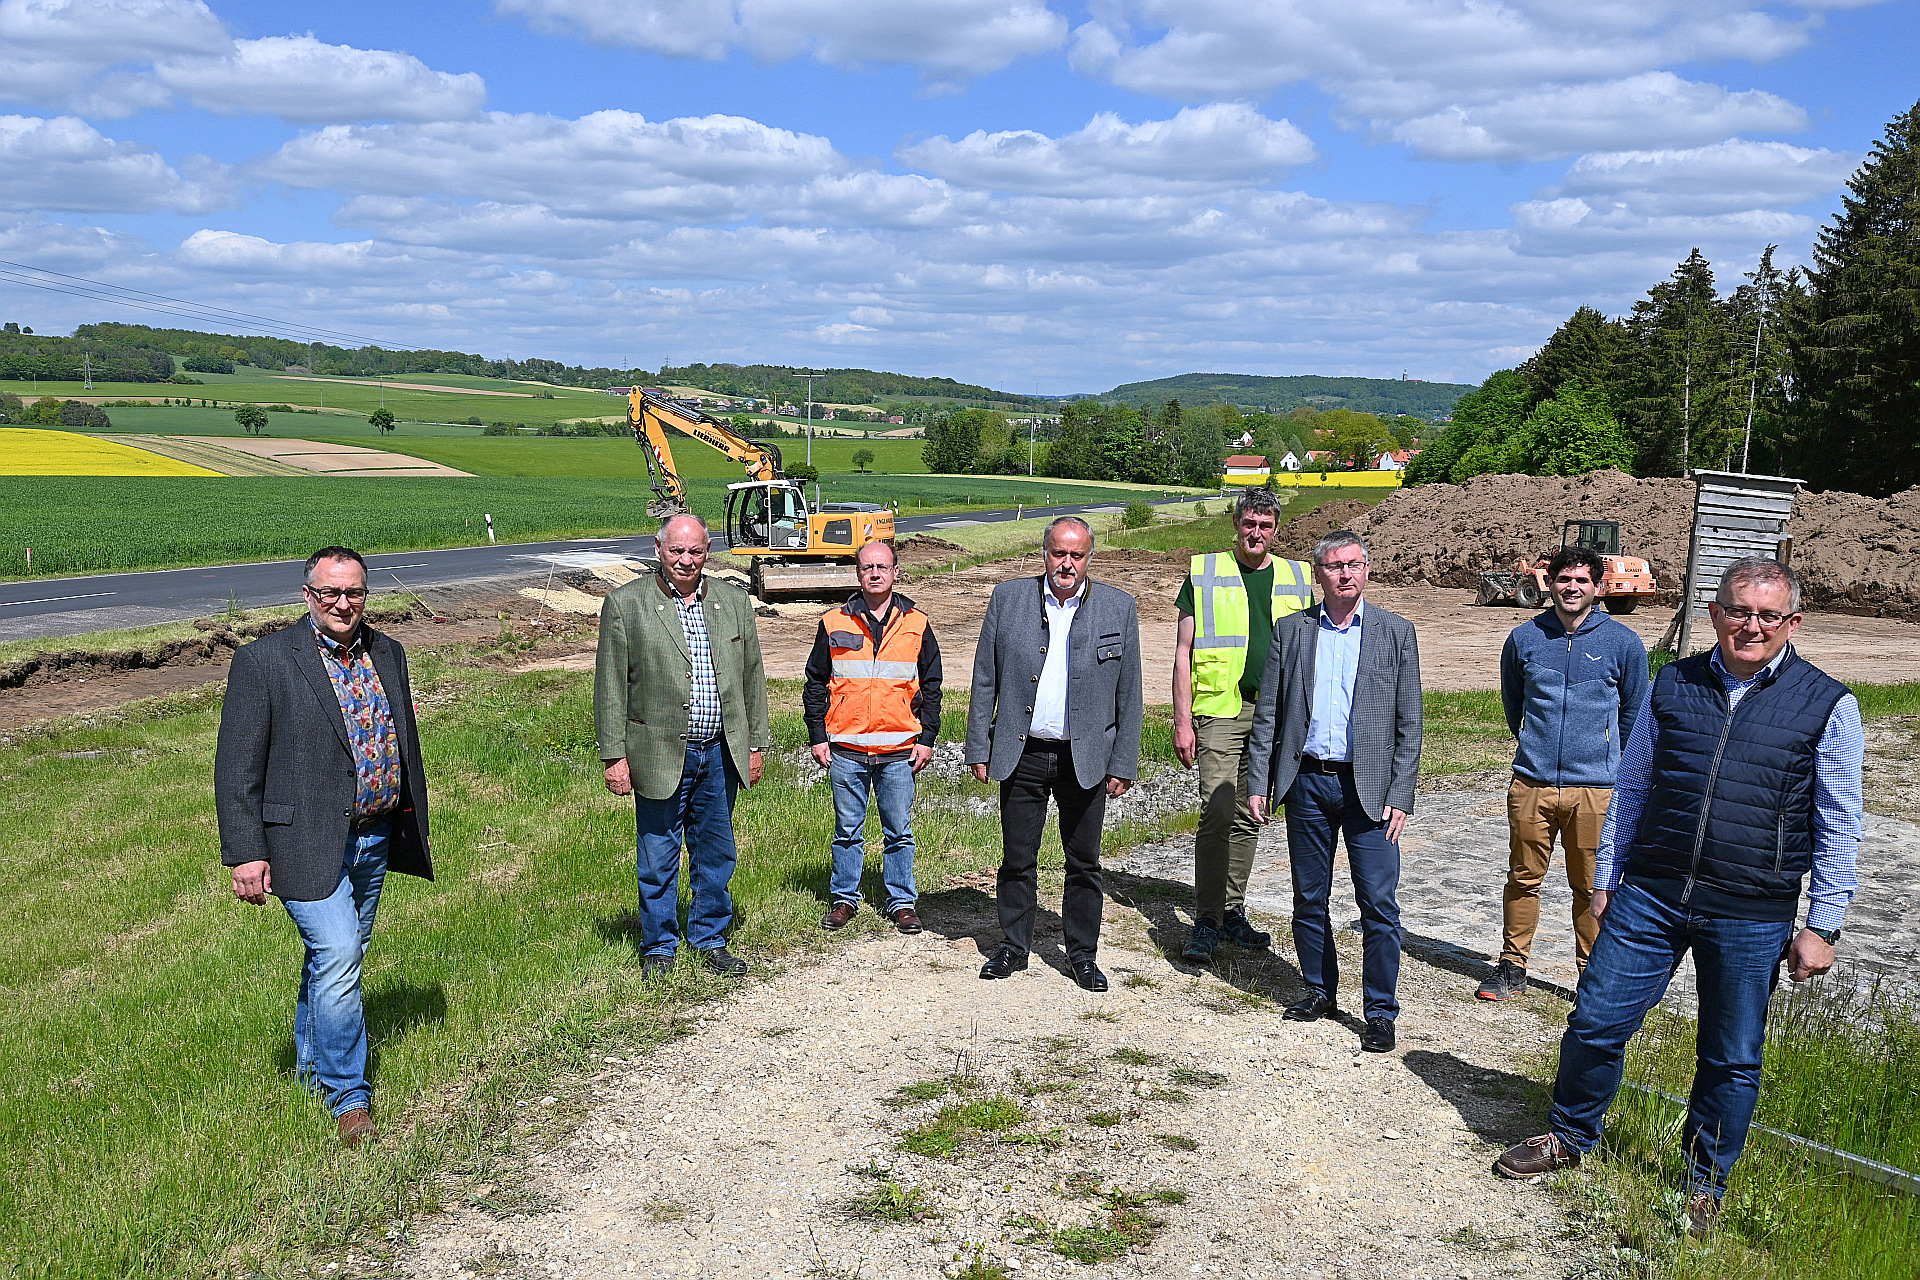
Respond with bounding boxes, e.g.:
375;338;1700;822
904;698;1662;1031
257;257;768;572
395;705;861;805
0;591;116;607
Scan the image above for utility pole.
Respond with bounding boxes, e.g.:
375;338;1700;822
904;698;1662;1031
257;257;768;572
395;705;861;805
784;368;828;466
82;351;93;391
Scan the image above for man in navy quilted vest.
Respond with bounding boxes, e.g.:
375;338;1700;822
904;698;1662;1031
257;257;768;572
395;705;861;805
1492;557;1863;1237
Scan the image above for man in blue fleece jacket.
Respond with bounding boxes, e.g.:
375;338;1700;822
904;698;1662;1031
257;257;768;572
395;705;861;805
1479;545;1648;999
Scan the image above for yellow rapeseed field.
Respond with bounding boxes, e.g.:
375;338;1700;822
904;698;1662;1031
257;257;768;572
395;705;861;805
0;428;220;477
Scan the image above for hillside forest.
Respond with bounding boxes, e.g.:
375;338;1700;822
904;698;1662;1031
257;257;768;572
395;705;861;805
1407;99;1920;500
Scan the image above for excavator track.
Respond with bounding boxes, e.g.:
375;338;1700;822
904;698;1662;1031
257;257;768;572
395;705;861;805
751;560;859;599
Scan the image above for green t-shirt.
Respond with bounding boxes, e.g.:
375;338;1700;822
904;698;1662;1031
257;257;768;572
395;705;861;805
1176;560;1276;703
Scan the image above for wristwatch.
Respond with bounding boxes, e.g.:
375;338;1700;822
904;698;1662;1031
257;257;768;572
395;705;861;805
1808;925;1842;946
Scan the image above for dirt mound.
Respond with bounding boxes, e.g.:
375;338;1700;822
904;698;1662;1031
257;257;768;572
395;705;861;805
1275;499;1378;560
1791;486;1920;617
1350;468;1920;620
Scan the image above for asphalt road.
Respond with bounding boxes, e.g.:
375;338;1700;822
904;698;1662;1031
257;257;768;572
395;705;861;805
0;497;1155;644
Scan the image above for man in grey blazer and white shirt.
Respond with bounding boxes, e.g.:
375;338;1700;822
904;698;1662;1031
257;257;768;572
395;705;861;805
1248;530;1422;1053
967;517;1143;992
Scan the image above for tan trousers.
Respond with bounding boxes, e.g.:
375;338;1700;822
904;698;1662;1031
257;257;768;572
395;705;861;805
1194;703;1259;923
1502;776;1608;971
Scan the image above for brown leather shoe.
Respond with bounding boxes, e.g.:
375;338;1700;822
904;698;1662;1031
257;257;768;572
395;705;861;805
1493;1132;1579;1178
890;907;922;935
337;1108;376;1147
821;902;857;930
1686;1192;1721;1237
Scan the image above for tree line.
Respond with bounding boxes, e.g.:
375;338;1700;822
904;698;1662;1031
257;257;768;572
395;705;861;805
1409;99;1920;499
922;400;1422;484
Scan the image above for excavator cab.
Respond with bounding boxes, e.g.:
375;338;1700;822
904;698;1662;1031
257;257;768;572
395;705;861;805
1563;520;1621;556
727;480;812;553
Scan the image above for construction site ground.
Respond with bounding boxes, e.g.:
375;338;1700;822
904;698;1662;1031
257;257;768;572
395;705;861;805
9;539;1918;1279
9;546;1915;734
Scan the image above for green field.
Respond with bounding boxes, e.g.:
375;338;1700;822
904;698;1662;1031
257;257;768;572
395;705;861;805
0;674;1192;1279
0;475;1167;578
373;435;931;478
4;369;620;431
84;405;488;438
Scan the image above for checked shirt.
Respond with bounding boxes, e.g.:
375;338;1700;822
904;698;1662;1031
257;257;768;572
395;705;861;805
673;585;723;743
311;618;403;820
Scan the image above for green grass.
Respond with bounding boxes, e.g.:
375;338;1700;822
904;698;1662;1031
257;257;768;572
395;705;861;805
7;370;616;430
1551;981;1920;1278
0;476;666;578
1419;689;1513;779
0;469;1180;580
371;435;931;479
0;676;1178;1279
897;1094;1030;1158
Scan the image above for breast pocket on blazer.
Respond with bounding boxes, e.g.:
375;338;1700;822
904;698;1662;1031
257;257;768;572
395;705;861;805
1095;631;1124;662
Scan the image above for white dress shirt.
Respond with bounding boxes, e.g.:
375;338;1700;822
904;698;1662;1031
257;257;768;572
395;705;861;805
1029;581;1085;740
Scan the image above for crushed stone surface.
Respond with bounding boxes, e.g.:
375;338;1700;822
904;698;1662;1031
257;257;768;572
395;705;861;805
399;883;1590;1280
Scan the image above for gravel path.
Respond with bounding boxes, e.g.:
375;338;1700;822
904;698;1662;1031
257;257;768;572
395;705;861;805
396;735;1919;1280
399;878;1585;1280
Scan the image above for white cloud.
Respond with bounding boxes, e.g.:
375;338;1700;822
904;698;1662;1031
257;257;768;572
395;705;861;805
0;114;231;212
1551;139;1859;216
1068;1;1852;158
0;0;486;121
264;110;848;215
495;0;1066;86
898;104;1315;195
156;36;487;124
1390;73;1805;162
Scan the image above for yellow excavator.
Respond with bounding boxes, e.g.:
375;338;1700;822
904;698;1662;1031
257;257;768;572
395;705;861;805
628;388;894;598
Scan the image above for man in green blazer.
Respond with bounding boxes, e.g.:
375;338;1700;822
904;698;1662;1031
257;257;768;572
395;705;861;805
595;514;770;978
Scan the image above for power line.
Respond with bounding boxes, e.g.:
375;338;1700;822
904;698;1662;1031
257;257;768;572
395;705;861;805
0;258;410;350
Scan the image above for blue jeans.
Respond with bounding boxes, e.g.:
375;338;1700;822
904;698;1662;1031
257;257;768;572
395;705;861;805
1283;770;1401;1019
282;821;390;1117
635;740;739;956
829;749;918;913
1549;880;1793;1198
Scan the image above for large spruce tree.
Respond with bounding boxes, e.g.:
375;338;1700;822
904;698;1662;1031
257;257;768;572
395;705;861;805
1623;248;1739;476
1785;100;1920;496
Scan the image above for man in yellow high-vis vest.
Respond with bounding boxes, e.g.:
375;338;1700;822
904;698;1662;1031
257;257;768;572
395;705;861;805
1172;487;1312;963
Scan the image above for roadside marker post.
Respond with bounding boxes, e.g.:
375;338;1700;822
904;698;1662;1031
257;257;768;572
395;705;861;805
485;513;496;545
25;547;31;574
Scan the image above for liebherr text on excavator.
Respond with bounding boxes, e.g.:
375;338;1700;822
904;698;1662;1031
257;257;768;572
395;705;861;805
628;388;894;598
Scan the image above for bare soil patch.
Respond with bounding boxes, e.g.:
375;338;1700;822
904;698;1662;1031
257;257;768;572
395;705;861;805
1350;470;1920;620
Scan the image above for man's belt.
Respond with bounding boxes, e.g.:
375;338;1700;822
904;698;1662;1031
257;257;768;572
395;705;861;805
351;810;395;833
1297;754;1353;775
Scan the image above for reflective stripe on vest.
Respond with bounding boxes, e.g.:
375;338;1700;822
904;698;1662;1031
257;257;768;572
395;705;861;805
1190;552;1312;717
824;603;928;753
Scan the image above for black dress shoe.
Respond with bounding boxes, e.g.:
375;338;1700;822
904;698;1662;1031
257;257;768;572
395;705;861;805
979;943;1029;980
1360;1016;1396;1053
1282;991;1336;1022
700;947;748;978
1071;960;1108;992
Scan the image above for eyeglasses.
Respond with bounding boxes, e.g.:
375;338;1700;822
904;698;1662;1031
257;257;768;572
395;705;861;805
306;586;368;604
1318;558;1368;575
1716;605;1793;629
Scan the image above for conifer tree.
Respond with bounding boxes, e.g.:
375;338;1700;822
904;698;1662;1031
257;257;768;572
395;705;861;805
1785;100;1920;496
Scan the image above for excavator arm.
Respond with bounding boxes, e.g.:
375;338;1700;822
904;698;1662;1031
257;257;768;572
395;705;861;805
627;388;784;519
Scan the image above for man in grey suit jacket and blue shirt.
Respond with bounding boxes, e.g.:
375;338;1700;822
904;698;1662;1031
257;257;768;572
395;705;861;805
216;546;433;1147
1249;530;1422;1053
967;517;1143;993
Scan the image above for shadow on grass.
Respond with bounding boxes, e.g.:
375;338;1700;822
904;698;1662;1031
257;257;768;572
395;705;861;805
272;979;448;1082
1400;1049;1549;1146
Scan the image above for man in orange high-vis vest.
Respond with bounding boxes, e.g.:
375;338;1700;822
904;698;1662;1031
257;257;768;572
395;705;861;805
804;540;943;934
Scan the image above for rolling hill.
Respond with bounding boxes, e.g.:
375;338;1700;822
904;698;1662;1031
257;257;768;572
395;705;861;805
1098;372;1475;420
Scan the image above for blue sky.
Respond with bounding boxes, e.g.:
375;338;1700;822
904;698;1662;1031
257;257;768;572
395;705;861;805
1;0;1913;393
